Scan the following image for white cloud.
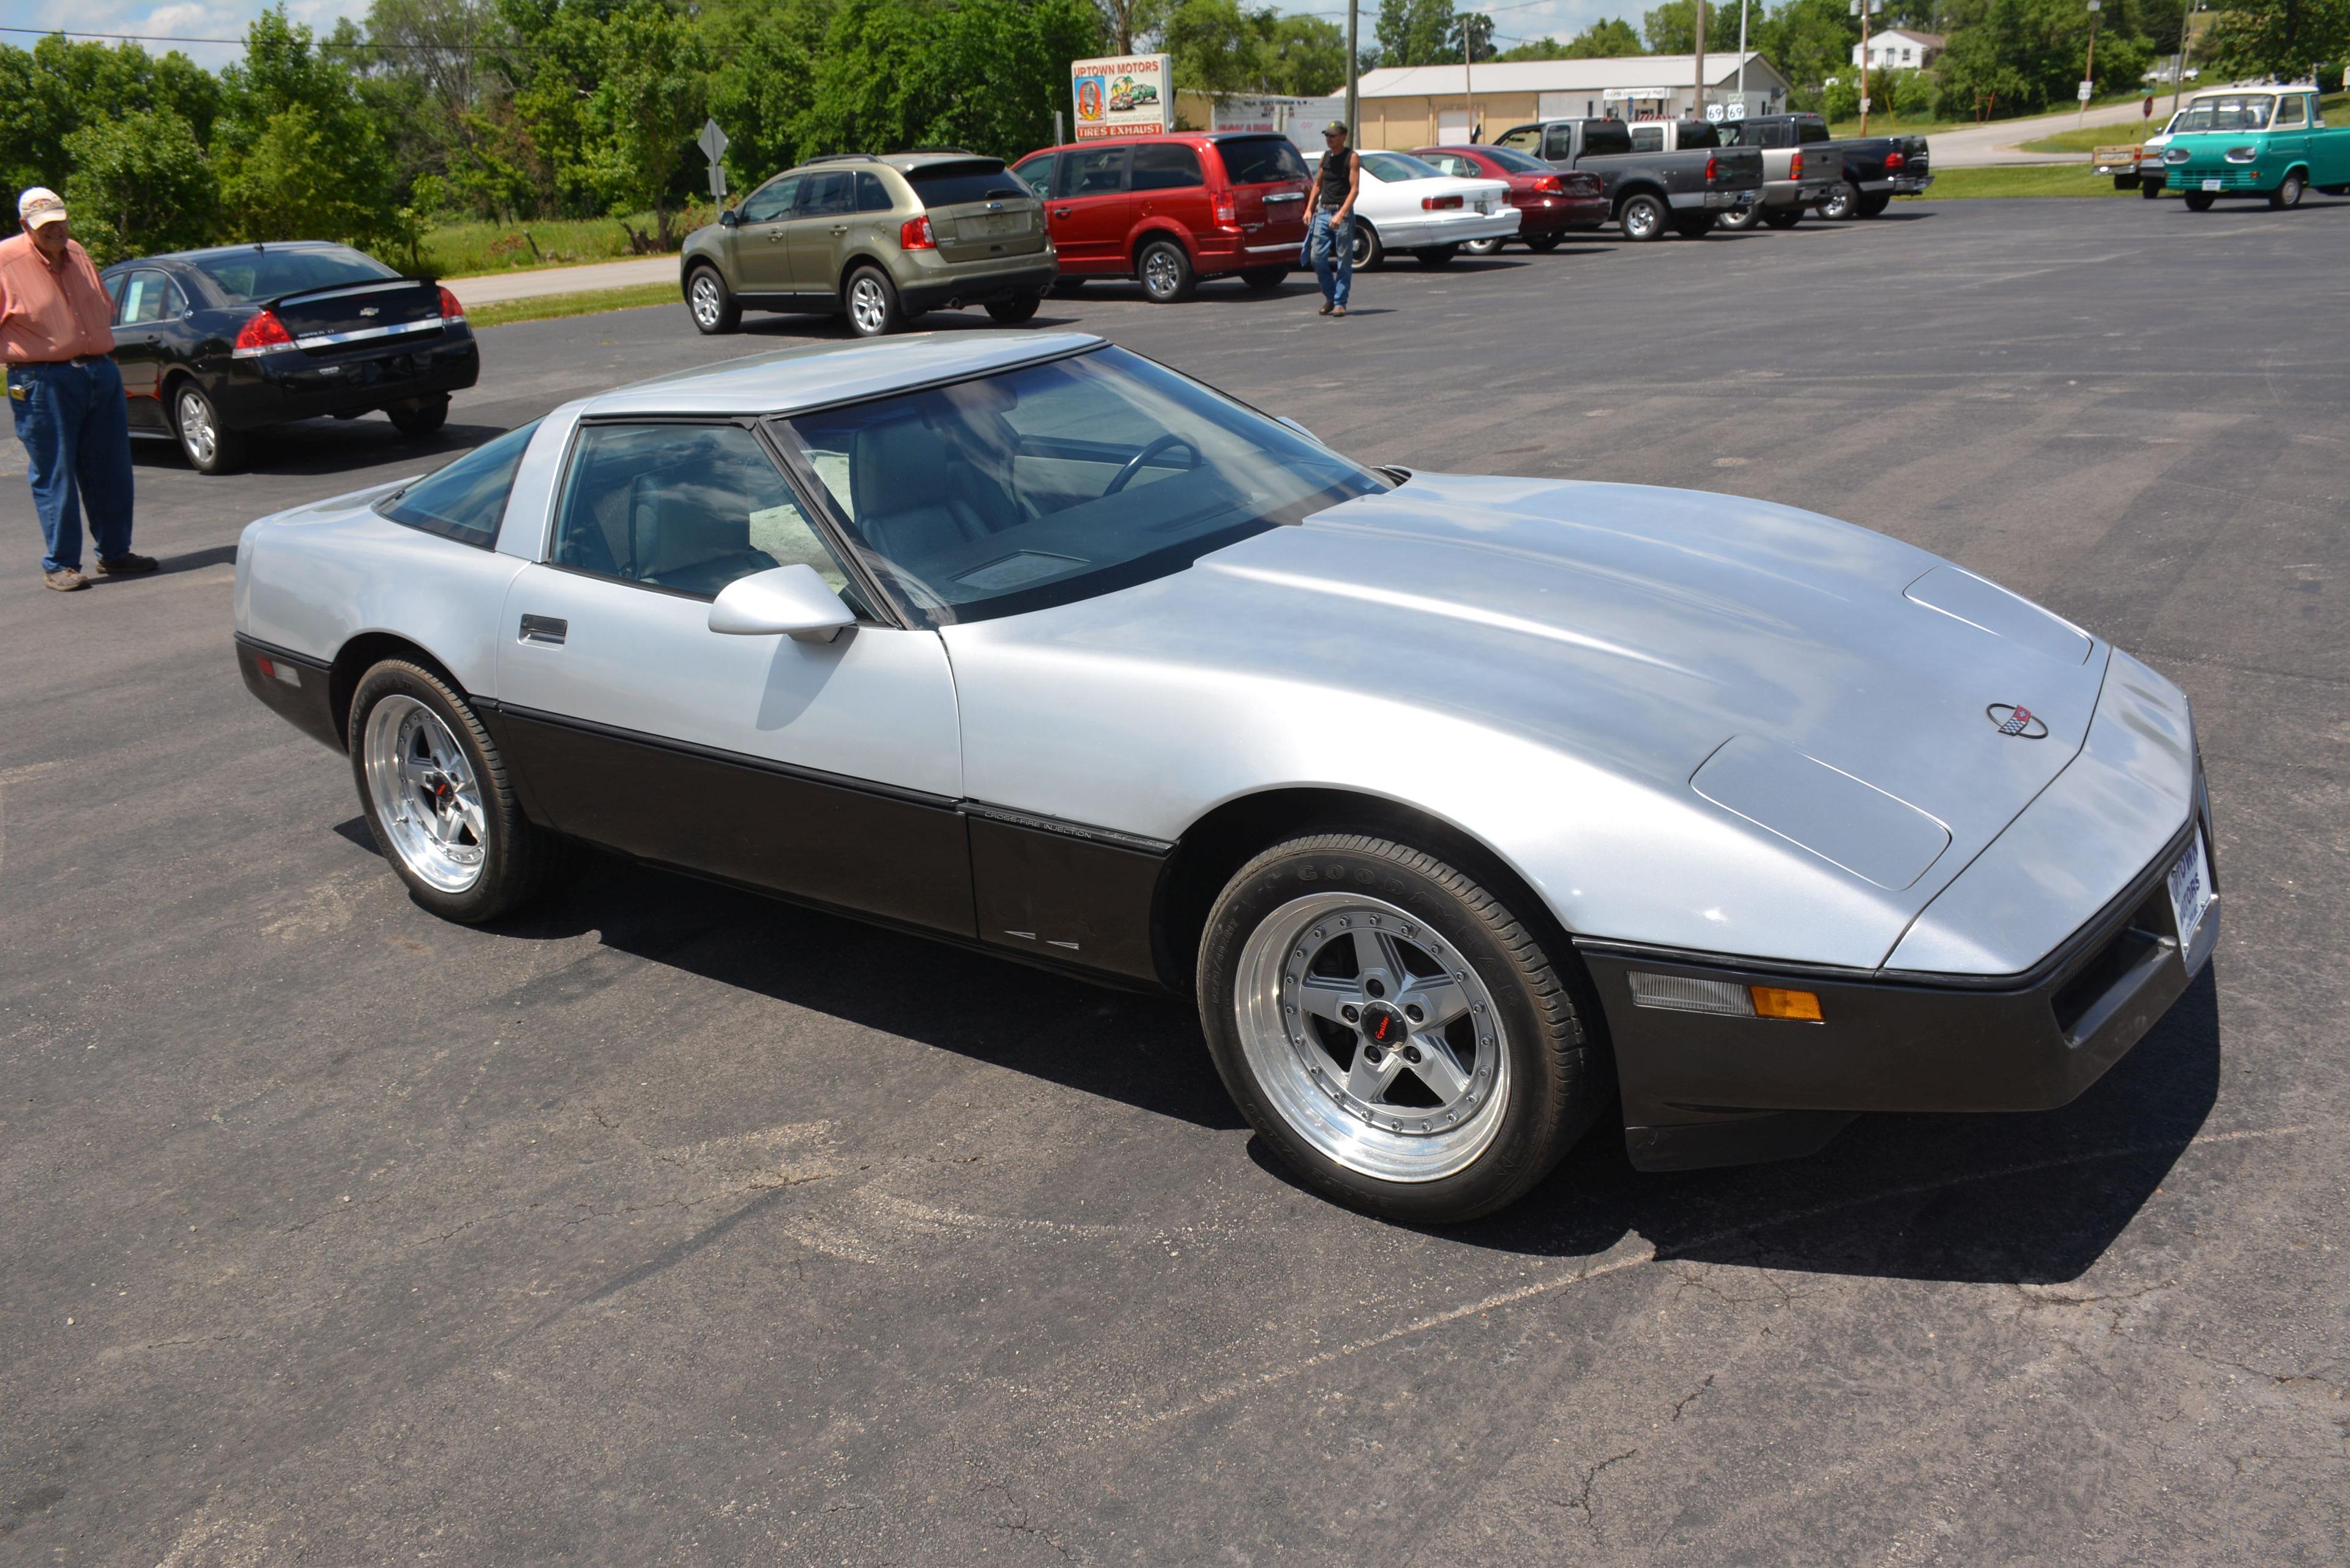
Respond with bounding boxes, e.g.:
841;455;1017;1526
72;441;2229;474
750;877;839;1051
20;0;371;69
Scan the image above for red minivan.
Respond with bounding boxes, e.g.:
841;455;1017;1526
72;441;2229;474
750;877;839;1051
1010;133;1313;302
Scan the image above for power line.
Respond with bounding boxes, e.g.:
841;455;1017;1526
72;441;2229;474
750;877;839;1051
0;24;540;51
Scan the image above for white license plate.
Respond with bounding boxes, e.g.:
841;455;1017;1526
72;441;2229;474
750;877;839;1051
2167;832;2213;948
2202;177;2222;191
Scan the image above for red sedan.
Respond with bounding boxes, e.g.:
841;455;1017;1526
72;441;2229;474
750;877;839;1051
1412;144;1607;253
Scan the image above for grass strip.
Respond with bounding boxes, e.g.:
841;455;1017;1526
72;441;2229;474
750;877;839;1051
467;282;683;329
1900;164;2135;199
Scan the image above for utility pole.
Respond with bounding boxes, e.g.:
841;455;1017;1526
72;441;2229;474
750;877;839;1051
1346;0;1359;143
2081;0;2102;126
2170;7;2193;119
1736;0;1749;112
1853;0;1877;135
1466;14;1478;141
1693;0;1706;120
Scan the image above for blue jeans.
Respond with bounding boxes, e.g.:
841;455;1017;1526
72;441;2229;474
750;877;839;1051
8;357;135;573
1307;209;1354;308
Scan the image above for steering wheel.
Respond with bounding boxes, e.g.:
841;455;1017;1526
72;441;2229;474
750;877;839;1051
1105;434;1197;495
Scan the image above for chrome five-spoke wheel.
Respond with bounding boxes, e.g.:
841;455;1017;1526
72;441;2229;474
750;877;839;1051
690;274;723;327
362;693;487;894
1236;892;1510;1182
848;272;892;335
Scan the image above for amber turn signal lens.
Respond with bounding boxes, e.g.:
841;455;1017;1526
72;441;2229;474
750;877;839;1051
1748;986;1823;1022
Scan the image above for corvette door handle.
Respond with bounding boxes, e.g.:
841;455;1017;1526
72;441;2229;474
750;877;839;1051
830;225;848;235
518;614;567;646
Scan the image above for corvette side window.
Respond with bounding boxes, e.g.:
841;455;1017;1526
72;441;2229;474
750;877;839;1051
378;419;542;549
552;422;860;605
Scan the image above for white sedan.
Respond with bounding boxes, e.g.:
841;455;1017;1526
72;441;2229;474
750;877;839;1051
1305;149;1519;267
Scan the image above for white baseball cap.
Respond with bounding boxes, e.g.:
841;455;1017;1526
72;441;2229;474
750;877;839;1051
17;188;67;229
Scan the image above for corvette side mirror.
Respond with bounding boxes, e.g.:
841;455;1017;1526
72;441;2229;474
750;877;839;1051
708;564;856;643
719;208;739;228
1276;415;1321;444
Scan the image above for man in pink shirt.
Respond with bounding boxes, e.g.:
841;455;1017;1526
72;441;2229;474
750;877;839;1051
2;187;153;591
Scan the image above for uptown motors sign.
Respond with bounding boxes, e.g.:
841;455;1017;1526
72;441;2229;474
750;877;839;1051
1072;54;1174;138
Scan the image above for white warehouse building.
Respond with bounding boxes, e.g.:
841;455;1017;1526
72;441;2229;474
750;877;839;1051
1351;53;1794;149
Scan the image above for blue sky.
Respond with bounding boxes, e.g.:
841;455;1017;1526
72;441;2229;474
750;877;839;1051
12;0;1703;73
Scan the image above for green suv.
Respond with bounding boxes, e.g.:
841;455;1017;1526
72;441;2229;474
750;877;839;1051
679;151;1058;337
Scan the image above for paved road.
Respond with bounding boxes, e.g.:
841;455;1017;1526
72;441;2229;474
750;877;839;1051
5;200;2346;1566
1927;92;2223;166
446;253;677;308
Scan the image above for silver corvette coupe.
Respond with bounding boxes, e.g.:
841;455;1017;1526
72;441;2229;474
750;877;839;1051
234;332;2218;1222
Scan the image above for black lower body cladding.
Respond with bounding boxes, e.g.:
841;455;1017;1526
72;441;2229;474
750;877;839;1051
1580;814;2218;1172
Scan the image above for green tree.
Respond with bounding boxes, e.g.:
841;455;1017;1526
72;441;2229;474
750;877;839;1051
0;35;220;198
2203;0;2350;78
1643;0;1698;51
1377;0;1462;63
213;9;407;247
1256;13;1350;93
59;109;217;264
1167;0;1263;91
1565;16;1647;53
1750;0;1859;93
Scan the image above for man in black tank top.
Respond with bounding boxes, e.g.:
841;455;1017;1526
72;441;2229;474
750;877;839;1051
1307;121;1360;316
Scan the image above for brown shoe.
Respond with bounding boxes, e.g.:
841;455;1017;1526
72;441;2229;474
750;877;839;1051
43;566;89;592
95;552;159;576
1318;302;1334;316
1331;306;1346;318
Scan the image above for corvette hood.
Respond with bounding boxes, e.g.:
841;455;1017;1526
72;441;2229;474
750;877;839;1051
949;473;2111;960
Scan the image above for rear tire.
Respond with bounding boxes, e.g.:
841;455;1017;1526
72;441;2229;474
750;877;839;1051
843;265;904;336
1761;206;1803;229
1718;202;1764;231
1857;192;1892;217
386;394;448;438
1349;221;1386;269
1525;234;1563;252
1670;212;1717;238
1138;237;1196;302
1412;244;1459;266
686;265;740;334
1240;266;1289;291
172;382;245;475
1463;236;1504;255
2184;191;2217;211
1196;832;1600;1224
1617;192;1669;241
1821;180;1861;220
349;660;558;925
984;291;1042;324
2270;171;2305;209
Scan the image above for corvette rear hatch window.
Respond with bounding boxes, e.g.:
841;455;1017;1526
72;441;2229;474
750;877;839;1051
770;346;1381;625
376;419;540;548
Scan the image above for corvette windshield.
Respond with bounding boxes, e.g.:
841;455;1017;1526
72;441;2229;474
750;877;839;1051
770;346;1381;625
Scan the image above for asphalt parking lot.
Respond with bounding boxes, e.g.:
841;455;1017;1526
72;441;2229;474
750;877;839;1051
4;196;2346;1565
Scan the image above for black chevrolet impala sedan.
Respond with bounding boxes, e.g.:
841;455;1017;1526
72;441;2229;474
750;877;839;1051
98;242;480;474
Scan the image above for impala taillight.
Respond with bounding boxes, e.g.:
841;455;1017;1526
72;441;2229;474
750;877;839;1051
899;216;936;250
1534;176;1564;193
1884;151;1905;170
438;285;464;323
231;309;296;358
1705;155;1719;182
1421;193;1464;210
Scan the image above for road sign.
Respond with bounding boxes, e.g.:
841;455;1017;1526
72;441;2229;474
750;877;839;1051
698;118;729;200
1705;102;1725;122
1726;99;1747;119
2077;80;2094;101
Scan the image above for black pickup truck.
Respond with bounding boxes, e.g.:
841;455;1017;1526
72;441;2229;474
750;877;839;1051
1492;118;1763;240
1720;114;1933;218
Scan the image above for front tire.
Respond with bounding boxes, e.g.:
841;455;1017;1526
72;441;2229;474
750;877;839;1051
172;382;246;474
1718;201;1763;231
1196;833;1600;1223
1670;212;1717;238
1239;266;1288;291
687;265;740;334
1617;193;1668;241
1762;205;1803;228
2140;179;2165;198
386;394;448;438
349;661;557;924
2184;191;2217;211
1525;234;1563;252
2270;171;2305;209
1138;237;1196;302
843;265;904;336
1821;180;1861;220
984;291;1042;324
1463;236;1504;256
1857;192;1892;217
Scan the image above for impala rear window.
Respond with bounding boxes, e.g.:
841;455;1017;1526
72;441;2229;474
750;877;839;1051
770;346;1381;626
376;420;540;549
190;245;399;304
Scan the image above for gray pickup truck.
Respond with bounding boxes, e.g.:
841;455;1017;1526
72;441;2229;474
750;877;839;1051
1709;113;1846;229
1492;118;1763;240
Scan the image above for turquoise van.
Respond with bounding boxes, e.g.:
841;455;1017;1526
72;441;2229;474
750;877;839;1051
2158;88;2350;209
